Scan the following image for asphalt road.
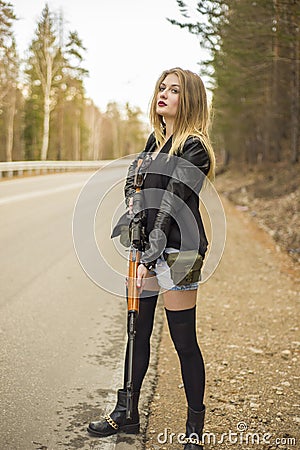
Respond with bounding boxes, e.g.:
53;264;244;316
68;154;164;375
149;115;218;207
0;167;157;450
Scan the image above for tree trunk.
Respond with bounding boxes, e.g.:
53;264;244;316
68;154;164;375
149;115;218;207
57;98;64;160
41;98;50;160
270;0;281;162
40;52;53;161
290;18;299;163
74;109;80;160
5;87;16;162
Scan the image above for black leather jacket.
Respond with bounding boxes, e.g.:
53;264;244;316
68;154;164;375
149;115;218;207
124;133;210;265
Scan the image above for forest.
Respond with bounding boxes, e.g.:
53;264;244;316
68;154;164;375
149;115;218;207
170;0;299;166
0;2;146;162
168;1;299;261
0;1;299;166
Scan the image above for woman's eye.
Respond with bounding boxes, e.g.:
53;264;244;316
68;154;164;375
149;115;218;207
158;86;179;93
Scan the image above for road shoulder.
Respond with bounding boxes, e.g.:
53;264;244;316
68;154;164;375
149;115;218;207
145;196;299;450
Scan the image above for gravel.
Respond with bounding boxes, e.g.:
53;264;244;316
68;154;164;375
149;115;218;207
144;191;299;450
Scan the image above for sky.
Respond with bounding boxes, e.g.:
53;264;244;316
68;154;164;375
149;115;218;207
11;0;206;116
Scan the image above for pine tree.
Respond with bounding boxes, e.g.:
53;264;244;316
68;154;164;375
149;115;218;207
169;0;300;165
60;30;88;160
25;4;88;160
27;4;61;160
0;1;19;162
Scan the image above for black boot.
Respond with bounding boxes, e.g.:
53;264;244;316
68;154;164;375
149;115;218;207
184;406;205;449
87;389;140;437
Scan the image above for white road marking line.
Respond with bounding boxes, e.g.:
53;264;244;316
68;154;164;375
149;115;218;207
0;182;84;206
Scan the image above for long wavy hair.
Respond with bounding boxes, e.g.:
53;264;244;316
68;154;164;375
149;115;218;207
149;68;215;180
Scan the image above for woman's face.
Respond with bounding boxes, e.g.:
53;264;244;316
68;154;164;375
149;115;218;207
156;73;180;121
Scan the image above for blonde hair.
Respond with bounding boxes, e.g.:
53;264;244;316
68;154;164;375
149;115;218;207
149;68;215;180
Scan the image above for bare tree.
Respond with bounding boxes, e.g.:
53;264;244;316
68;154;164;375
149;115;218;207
28;4;61;160
0;1;19;162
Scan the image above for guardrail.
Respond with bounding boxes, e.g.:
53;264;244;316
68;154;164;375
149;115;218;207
0;160;116;179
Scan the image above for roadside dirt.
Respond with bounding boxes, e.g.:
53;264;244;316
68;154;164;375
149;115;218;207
216;164;300;264
144;172;299;450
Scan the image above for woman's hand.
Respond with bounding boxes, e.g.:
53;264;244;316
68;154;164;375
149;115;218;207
137;263;148;293
125;264;148;292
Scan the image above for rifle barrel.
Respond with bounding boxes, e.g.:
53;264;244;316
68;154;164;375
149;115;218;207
126;310;137;419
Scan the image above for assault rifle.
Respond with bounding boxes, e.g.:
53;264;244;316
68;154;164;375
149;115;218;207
125;156;148;419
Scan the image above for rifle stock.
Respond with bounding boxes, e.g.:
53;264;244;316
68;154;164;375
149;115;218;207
127;249;140;312
126;247;141;419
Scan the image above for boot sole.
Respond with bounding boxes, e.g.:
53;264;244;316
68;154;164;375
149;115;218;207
120;422;140;434
87;422;140;437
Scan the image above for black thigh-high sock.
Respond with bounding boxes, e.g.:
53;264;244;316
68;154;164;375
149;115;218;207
165;306;205;411
123;290;159;392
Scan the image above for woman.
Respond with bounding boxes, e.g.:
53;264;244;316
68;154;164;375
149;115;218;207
88;68;215;449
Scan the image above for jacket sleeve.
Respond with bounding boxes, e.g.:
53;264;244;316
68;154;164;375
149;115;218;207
154;137;210;234
141;138;210;268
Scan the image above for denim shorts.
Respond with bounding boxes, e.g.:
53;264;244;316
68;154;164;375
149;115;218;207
152;248;199;291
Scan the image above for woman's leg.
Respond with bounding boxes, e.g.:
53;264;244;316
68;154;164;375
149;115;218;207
163;289;197;311
87;276;159;437
123;288;159;392
163;290;205;412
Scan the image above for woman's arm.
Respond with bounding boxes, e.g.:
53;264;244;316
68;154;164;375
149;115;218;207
154;138;210;229
141;138;210;268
